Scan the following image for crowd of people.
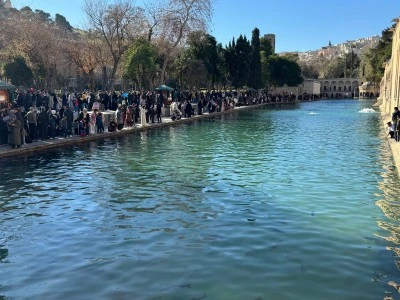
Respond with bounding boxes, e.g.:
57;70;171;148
0;88;301;149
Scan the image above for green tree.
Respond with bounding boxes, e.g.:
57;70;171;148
260;37;273;58
248;27;262;89
360;26;393;82
300;63;319;79
182;59;208;90
321;56;345;78
123;38;158;90
187;31;222;88
34;9;52;23
3;56;33;86
19;6;33;13
344;51;360;78
224;35;251;88
260;36;274;87
266;55;303;87
55;13;73;31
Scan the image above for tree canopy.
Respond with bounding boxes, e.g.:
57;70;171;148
359;26;393;83
123;38;158;90
266;55;303;87
3;56;33;86
55;14;73;31
248;28;262;89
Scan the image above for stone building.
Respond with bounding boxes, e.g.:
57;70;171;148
319;78;361;98
359;82;380;98
303;79;321;95
264;34;276;53
380;18;400;115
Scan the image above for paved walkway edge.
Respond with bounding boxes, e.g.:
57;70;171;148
0;102;288;159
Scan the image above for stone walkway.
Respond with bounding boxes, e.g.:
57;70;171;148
0;104;266;159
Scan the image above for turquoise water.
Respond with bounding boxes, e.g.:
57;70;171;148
1;100;400;299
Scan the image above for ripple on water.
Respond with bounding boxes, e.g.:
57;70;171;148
0;100;399;299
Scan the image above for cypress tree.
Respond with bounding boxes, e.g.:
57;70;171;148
248;28;262;89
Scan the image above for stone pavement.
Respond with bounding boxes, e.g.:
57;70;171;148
0;104;266;159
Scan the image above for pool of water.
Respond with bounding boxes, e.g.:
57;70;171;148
1;100;400;299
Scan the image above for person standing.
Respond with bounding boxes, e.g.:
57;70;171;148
37;107;49;141
14;107;25;145
140;104;147;126
26;107;37;141
48;110;58;139
185;101;193;118
392;107;400;141
115;105;124;130
156;100;162;123
8;118;22;148
96;111;105;133
64;106;74;137
125;106;134;127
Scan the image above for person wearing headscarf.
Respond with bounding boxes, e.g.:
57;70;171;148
7;110;22;148
48;110;58;139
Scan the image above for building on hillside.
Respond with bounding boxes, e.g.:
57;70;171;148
264;34;276;53
318;46;338;59
380;17;400;115
359;82;379;99
319;78;361;98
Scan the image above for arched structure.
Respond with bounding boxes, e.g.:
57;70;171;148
319;78;361;98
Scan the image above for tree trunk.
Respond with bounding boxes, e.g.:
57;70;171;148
110;65;118;90
102;66;107;90
159;56;170;86
89;70;95;90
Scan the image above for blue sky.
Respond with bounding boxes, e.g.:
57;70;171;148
11;0;400;52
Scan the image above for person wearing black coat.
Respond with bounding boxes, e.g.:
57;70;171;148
185;101;193;118
37;107;49;141
64;106;74;136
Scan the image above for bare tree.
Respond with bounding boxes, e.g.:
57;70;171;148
157;0;213;84
63;35;100;90
84;0;145;89
142;1;164;42
6;12;69;89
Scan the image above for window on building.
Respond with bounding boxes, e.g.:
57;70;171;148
334;86;336;91
344;86;347;91
339;86;341;91
324;86;327;91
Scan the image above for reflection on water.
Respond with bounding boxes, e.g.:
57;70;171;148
0;100;400;299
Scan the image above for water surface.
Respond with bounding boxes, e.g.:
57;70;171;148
1;100;400;299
